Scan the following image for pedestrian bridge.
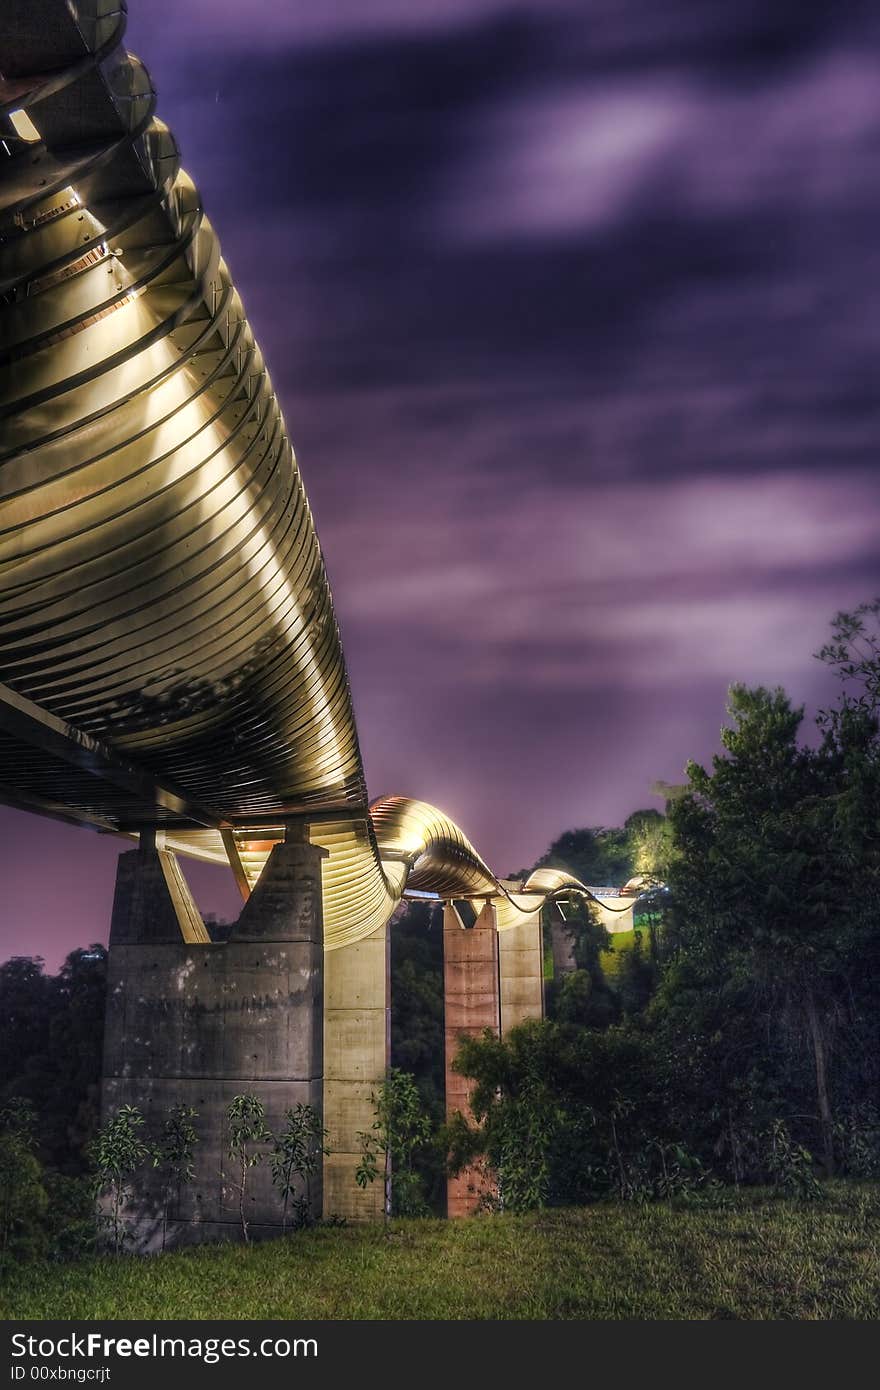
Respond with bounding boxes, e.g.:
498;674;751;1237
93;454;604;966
0;1;658;1235
0;0;641;946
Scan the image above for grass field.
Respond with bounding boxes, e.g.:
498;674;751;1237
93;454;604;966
2;1184;879;1320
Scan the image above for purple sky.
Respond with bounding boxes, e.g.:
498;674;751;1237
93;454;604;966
4;0;880;968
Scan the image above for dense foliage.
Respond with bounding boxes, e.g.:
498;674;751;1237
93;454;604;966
0;946;106;1174
449;605;880;1209
356;1068;434;1217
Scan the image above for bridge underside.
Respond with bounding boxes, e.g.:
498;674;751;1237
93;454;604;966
0;1;645;1234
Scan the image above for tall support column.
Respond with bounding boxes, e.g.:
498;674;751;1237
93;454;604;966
550;903;577;977
101;825;326;1249
498;907;544;1034
322;923;390;1221
443;900;500;1217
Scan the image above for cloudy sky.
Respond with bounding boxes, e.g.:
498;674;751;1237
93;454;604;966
5;0;880;965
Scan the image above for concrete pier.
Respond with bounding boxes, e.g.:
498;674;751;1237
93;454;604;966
549;906;577;977
322;923;390;1221
498;908;544;1033
107;837;210;946
101;828;326;1249
443;900;500;1217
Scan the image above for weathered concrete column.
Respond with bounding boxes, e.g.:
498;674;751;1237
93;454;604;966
106;834;210;946
101;825;326;1249
443;900;500;1217
498;908;544;1034
549;903;577;977
322;923;390;1221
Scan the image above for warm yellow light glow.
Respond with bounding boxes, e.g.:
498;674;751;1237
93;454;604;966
9;109;40;142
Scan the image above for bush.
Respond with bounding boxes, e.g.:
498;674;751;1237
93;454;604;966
450;1020;698;1210
0;1132;49;1266
0;1100;49;1266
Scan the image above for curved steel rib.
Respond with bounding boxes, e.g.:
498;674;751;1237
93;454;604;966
0;0;365;829
0;3;644;949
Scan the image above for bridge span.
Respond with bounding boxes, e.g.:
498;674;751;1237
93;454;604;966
0;1;651;1237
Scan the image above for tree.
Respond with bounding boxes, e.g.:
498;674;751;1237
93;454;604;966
226;1094;272;1243
389;903;447;1211
89;1104;151;1255
552;969;594;1027
625;809;674;884
615;932;657;1018
0;959;50;1131
536;826;634;886
390;903;444;1108
450;1020;681;1208
450;1025;561;1211
0;1099;48;1263
667;682;880;1174
816;597;880;719
152;1104;199;1252
0;947;107;1174
544;907;619;1029
270;1103;328;1232
46;946;108;1169
356;1069;433;1217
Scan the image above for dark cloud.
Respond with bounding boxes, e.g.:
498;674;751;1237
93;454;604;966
5;1;880;965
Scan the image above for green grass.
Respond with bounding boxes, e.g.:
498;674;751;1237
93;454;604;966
3;1184;880;1320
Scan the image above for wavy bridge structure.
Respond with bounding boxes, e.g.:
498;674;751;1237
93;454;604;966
0;1;644;1237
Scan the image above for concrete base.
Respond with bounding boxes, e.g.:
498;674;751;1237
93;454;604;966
443;901;500;1217
322;924;389;1221
101;833;326;1249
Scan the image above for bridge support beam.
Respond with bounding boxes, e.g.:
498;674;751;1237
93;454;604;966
101;826;326;1249
322;924;390;1221
499;908;544;1034
443;901;500;1217
106;833;211;946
